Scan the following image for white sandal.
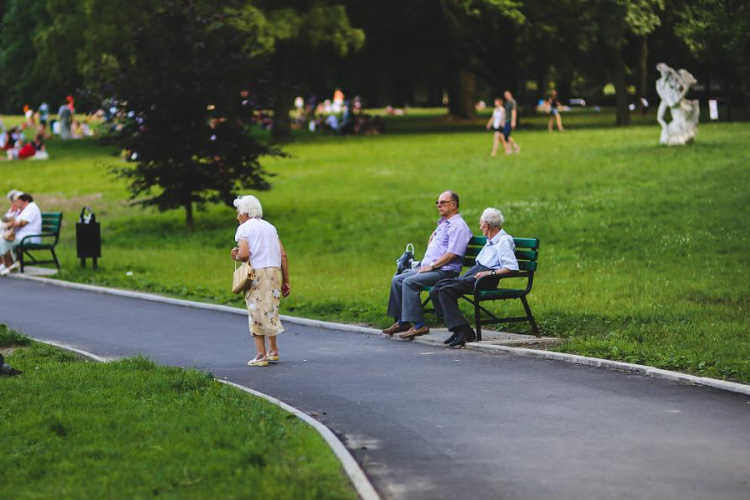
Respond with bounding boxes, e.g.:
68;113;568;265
247;356;268;367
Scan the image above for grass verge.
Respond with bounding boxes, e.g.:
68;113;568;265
0;325;356;499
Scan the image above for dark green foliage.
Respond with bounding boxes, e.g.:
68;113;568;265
0;0;85;110
676;0;750;98
109;2;278;229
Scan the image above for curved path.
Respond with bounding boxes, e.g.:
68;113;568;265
1;278;749;500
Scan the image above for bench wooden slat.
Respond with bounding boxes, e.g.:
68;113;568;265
518;261;537;272
515;249;538;261
513;237;540;250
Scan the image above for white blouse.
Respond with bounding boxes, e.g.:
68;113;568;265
234;218;282;269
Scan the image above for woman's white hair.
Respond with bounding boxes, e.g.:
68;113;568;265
480;207;504;228
233;195;263;218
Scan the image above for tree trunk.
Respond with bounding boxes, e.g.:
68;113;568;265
613;48;631;126
377;69;394;108
636;36;648;114
447;69;476;119
271;44;293;143
184;201;194;231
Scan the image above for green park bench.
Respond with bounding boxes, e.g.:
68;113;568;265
421;235;540;341
19;212;63;273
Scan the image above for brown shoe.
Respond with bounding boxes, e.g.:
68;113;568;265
383;322;411;335
399;325;430;340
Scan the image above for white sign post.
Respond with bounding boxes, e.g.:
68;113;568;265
709;100;719;121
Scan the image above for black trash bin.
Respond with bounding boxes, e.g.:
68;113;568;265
76;207;101;268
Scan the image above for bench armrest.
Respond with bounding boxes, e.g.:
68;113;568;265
473;271;531;294
19;232;59;246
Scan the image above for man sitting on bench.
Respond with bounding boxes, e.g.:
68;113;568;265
383;190;472;340
430;208;518;347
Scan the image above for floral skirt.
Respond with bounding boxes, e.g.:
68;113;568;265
243;267;285;337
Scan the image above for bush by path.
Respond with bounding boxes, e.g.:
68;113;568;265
1;109;749;383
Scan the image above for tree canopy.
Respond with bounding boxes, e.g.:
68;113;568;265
1;0;745;121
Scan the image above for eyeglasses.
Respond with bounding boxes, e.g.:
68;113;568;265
435;200;453;206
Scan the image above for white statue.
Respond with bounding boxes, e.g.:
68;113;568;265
656;63;700;145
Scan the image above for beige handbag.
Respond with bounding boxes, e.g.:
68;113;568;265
232;259;255;294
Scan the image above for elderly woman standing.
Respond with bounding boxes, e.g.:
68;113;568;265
231;195;290;367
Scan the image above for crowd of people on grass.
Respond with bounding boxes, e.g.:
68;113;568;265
249;89;386;136
297;90;386;135
0;96;99;162
0;189;42;276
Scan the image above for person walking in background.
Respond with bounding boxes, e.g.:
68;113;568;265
486;97;509;156
503;90;521;153
57;97;74;140
22;105;35;129
231;195;291;367
547;89;564;132
383;190;473;340
38;102;50;127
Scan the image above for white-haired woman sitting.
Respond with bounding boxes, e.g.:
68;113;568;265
231;195;290;367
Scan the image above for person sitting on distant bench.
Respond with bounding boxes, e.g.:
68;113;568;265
1;190;22;239
429;207;519;347
0;193;42;276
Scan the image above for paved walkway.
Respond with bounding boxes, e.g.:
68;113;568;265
2;278;749;500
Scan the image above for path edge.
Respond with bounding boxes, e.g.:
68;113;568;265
11;273;750;397
31;337;381;500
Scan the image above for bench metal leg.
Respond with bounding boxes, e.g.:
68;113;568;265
474;300;483;341
51;248;60;269
520;296;540;337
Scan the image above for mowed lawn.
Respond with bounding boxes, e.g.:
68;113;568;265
1;110;749;382
0;327;356;499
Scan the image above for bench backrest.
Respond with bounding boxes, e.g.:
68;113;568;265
464;235;539;272
41;212;63;235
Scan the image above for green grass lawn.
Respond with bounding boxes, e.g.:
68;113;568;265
1;109;749;383
0;326;356;499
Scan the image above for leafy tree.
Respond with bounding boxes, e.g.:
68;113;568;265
577;0;664;125
0;0;85;111
109;1;278;230
675;0;750;102
438;0;524;118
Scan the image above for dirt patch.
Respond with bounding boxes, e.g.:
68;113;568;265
0;346;27;357
36;193;104;212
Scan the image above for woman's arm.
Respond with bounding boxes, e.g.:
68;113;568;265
232;238;250;262
279;238;290;297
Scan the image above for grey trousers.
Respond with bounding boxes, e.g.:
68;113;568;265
387;268;458;324
429;264;495;331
